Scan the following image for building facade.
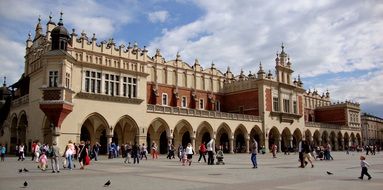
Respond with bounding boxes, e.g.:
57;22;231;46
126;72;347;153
0;14;362;154
361;113;383;147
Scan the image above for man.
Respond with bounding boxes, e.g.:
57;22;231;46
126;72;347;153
50;141;60;173
298;140;308;168
251;138;258;168
206;139;215;165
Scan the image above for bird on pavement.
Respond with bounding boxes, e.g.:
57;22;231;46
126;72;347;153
23;168;29;172
23;181;28;187
104;180;111;187
326;171;333;175
19;169;23;173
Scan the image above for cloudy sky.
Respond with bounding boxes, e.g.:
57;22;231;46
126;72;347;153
0;0;382;117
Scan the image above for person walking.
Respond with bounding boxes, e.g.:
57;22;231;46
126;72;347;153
302;140;314;168
151;141;158;159
65;140;75;170
358;156;372;180
132;142;140;164
92;142;100;161
78;141;89;170
18;144;25;161
124;142;132;164
251;138;258;168
271;144;277;158
198;142;207;163
0;144;6;161
50;141;60;173
185;143;194;166
206;139;215;165
140;143;147;160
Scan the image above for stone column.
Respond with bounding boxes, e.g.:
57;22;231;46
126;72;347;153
52;126;61;146
229;136;234;154
289;136;293;149
245;135;250;153
191;136;196;151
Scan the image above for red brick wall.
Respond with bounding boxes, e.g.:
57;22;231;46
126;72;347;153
315;108;346;125
265;88;272;112
222;90;259;116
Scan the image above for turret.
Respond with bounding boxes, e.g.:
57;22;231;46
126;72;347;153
51;12;70;51
46;13;56;41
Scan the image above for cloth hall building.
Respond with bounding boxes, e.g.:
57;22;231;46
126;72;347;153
0;14;362;154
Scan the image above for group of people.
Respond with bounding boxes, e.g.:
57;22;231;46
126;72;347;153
123;142;148;164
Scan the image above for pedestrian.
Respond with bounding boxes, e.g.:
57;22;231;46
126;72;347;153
49;141;60;173
78;141;88;169
358;156;372;180
298;140;307;168
197;141;207;163
39;152;48;171
124;142;132;164
92;142;100;161
271;144;277;158
65;140;75;170
151;141;158;159
132;142;140;164
18;144;25;161
178;144;183;161
0;144;6;161
302;140;314;168
185;143;194;166
140;143;148;160
250;138;258;168
206;139;215;165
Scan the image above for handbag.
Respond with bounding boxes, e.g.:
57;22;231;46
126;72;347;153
85;155;90;165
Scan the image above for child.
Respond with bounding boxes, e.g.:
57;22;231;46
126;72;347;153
181;149;187;166
358;156;372;180
39;152;48;171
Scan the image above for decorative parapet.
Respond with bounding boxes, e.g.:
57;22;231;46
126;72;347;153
11;95;29;108
41;87;74;103
305;122;360;131
147;104;261;122
76;92;144;104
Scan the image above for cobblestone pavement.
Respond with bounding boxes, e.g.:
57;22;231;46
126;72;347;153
0;151;382;190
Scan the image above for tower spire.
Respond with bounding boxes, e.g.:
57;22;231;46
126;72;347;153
58;11;64;26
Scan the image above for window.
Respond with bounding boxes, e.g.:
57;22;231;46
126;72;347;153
181;96;187;108
283;99;290;113
122;77;137;98
49;71;58;87
162;93;168;106
65;73;70;88
216;100;221;112
293;101;297;114
199;99;204;110
273;97;279;111
104;74;120;96
84;71;101;93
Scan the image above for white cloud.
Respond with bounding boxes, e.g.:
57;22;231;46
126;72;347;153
148;10;169;23
0;35;25;84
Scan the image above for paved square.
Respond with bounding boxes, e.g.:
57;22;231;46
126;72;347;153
0;152;382;190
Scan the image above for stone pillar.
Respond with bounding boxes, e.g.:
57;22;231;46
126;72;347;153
191;137;196;151
245;135;250;153
229;136;234;154
107;134;113;145
52;126;61;146
334;140;338;151
289;136;293;149
341;139;344;150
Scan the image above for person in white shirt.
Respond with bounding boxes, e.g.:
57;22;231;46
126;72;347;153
206;139;215;165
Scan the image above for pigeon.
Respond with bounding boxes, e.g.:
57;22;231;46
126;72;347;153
326;171;333;175
23;181;28;187
104;180;111;187
19;169;23;173
23;168;29;172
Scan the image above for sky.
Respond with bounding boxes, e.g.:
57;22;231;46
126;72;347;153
0;0;382;118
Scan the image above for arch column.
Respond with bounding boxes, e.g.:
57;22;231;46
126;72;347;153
191;136;196;150
229;136;234;154
245;135;250;153
107;134;113;145
52;126;61;146
289;136;293;149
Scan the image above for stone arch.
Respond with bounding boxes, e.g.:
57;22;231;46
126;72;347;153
81;112;109;154
250;125;263;148
293;128;302;150
234;124;248;153
42;116;53;145
147;117;170;154
281;128;292;152
344;132;350;149
9;113;18;153
337;132;343;150
268;126;280;150
329;131;336;150
196;121;214;153
173;119;193;148
350;133;356;146
17;111;28;147
216;122;232;153
356;133;361;146
313;130;321;146
321;130;329;145
115;115;139;146
305;129;312;142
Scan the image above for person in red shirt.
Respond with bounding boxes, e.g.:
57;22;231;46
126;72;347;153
198;141;207;163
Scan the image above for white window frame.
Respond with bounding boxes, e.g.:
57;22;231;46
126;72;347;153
181;96;187;108
49;70;59;87
162;93;168;106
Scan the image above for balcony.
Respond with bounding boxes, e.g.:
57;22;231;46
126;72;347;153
305;122;361;131
11;95;29;108
40;87;73;103
147;104;261;122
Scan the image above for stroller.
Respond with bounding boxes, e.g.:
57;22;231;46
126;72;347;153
315;147;324;160
215;147;225;165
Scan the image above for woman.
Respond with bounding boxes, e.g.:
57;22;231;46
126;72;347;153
18;144;25;161
151;142;158;159
185;143;194;166
65;140;75;170
198;142;207;163
78;141;89;169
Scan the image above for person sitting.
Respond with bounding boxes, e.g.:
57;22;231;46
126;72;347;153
216;146;225;165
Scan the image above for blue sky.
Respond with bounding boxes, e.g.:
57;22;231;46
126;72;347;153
0;0;382;118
